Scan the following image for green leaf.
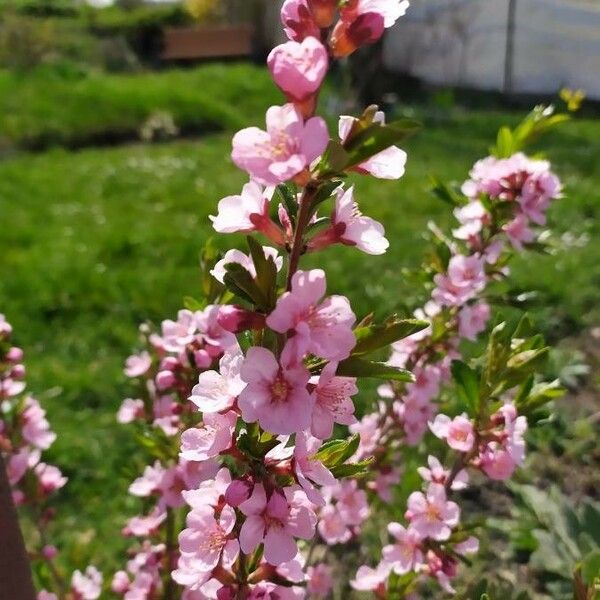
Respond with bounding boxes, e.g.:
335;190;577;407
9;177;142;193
336;357;414;382
343;118;421;169
247;236;278;311
353;318;429;356
275;184;298;221
493;126;514;158
317;140;350;176
429;176;467;207
223;262;268;309
314;434;360;467
451;360;480;414
183;295;205;311
580;550;600;585
330;459;373;478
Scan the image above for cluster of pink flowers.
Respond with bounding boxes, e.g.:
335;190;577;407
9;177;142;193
0;315;102;600
108;3;566;598
347;149;561;594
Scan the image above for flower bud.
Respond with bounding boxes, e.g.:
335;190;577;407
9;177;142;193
217;306;266;334
6;347;24;363
11;364;26;380
194;349;212;369
225;479;252;507
330;12;385;57
42;545;58;561
159;356;179;372
307;0;337;28
156;370;176;391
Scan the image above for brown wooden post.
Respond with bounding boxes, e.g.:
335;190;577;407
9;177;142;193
0;452;36;600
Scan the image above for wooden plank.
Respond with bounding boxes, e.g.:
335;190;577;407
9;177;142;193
162;25;254;60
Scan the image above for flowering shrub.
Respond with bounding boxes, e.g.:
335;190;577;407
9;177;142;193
0;315;102;600
107;3;572;599
3;2;581;599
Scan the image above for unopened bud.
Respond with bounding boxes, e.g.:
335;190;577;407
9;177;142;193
155;370;176;391
6;347;24;363
308;0;337;28
225;479;252;507
217;306;266;334
330;12;385;57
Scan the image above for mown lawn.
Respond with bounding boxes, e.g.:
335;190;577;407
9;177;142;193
0;70;599;576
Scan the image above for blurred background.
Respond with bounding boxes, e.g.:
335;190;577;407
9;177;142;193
0;0;598;597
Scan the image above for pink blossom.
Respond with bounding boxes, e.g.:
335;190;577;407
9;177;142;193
458;302;491;341
0;314;12;338
183;467;232;510
405;483;460;540
346;0;411;28
210;247;283;284
231;104;329;186
267;37;328;102
124;507;167;537
111;571;130;594
179;504;239;571
310;362;358;439
195;305;238;354
338;113;407;179
503;214;535;250
368;468;401;503
519;170;561;224
452;200;488;241
71;566;103;600
281;0;320;42
432;254;486;307
382;523;424;574
211;181;284;244
317;504;351;545
455;536;479;555
189;347;245;413
349;411;383;459
307;563;333;598
124;352;152;378
35;463;67;493
239;484;316;565
429;413;475;452
180;411;237;461
308;186;389;255
350;564;388;592
266;269;356;361
21;397;56;450
417;455;468;491
293;432;336;505
7;449;31;486
161;310;197;353
117;398;145;424
331;479;369;526
480;403;527;480
129;462;166;497
238;345;313;435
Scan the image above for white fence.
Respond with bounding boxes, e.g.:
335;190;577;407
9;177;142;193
384;0;600;98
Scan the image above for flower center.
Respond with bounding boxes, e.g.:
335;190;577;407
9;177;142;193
425;503;441;522
271;375;290;403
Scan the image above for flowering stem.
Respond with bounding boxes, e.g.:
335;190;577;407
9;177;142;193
163;507;176;600
286;183;319;290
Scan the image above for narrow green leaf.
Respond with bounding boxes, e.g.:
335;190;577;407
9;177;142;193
451;360;480;414
336;357;414;382
353;318;429;356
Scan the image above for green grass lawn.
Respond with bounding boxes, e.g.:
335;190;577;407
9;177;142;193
0;63;280;152
1;76;599;576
